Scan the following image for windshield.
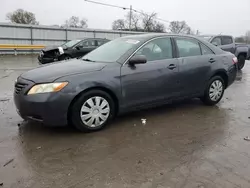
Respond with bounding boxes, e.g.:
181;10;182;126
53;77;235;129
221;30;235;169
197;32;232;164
82;38;142;63
61;39;81;48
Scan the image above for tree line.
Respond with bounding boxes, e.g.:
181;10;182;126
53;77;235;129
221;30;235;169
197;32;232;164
5;9;196;34
235;31;250;44
5;8;250;42
6;9;88;28
111;11;200;35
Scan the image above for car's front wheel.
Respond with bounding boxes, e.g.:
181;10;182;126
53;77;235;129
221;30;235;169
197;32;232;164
59;55;71;61
200;76;225;106
70;90;115;132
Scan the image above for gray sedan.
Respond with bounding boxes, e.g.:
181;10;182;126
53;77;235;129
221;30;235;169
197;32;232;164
14;33;237;132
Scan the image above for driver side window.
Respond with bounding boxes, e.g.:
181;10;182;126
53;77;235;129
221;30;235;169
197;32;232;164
135;38;173;62
76;40;95;49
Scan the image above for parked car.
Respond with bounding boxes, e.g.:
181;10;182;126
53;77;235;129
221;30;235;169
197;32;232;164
236;43;250;60
38;38;110;64
14;33;237;132
200;35;249;70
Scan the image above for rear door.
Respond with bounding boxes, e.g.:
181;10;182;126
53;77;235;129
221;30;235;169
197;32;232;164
174;37;214;97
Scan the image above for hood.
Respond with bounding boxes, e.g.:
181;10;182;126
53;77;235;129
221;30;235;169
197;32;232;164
20;59;107;83
42;45;60;52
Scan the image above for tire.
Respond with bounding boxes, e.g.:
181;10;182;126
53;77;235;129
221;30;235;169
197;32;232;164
200;76;225;106
59;55;71;61
69;90;115;132
237;54;245;70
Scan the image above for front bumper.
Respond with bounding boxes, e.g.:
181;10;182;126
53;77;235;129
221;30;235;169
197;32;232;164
13;77;72;126
38;55;55;64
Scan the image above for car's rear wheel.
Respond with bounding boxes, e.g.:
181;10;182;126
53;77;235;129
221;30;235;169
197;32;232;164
237;54;245;70
200;76;225;106
70;90;115;132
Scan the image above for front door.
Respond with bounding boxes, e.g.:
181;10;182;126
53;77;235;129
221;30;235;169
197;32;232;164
120;37;180;109
73;39;96;58
174;37;213;97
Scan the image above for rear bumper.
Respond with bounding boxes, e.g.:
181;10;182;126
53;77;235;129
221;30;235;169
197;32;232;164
227;64;237;87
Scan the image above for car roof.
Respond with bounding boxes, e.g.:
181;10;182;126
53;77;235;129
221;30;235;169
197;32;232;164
120;33;209;42
75;38;110;41
199;34;233;38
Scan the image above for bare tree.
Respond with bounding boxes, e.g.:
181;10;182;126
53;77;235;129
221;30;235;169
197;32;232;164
141;12;166;32
169;21;191;34
235;37;246;43
112;19;126;30
125;12;141;31
80;18;88;28
142;12;157;32
6;9;39;25
153;22;166;33
112;12;141;31
63;16;88;28
112;11;165;32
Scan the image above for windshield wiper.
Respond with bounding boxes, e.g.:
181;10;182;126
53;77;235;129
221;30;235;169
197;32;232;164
82;58;95;62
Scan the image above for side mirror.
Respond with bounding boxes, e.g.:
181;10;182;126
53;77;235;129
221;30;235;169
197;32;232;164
211;42;218;46
129;55;147;66
76;46;81;50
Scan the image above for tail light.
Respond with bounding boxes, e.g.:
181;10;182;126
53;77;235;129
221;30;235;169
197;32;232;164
232;57;238;64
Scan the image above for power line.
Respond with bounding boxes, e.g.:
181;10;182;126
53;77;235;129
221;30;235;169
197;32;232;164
132;9;170;23
84;0;128;10
84;0;170;23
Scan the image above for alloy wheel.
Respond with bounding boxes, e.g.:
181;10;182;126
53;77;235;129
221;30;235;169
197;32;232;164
80;96;110;128
209;80;223;101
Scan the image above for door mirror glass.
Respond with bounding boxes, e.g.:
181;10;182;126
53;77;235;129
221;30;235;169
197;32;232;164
76;46;81;50
211;41;218;46
129;55;147;65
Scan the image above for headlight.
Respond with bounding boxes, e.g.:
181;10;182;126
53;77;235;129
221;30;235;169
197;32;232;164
27;82;68;95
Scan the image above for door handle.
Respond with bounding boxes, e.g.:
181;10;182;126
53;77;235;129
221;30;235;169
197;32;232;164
168;64;177;70
209;58;216;63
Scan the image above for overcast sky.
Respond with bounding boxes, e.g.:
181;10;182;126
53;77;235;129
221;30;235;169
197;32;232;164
1;0;250;36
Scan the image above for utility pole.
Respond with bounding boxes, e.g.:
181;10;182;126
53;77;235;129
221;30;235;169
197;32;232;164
129;5;132;31
84;0;170;30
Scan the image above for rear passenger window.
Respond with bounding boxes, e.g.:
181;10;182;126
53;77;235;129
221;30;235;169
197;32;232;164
222;36;233;45
175;38;201;57
200;43;214;55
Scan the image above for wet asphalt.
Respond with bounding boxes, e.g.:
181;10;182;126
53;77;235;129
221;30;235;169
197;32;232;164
1;55;250;188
